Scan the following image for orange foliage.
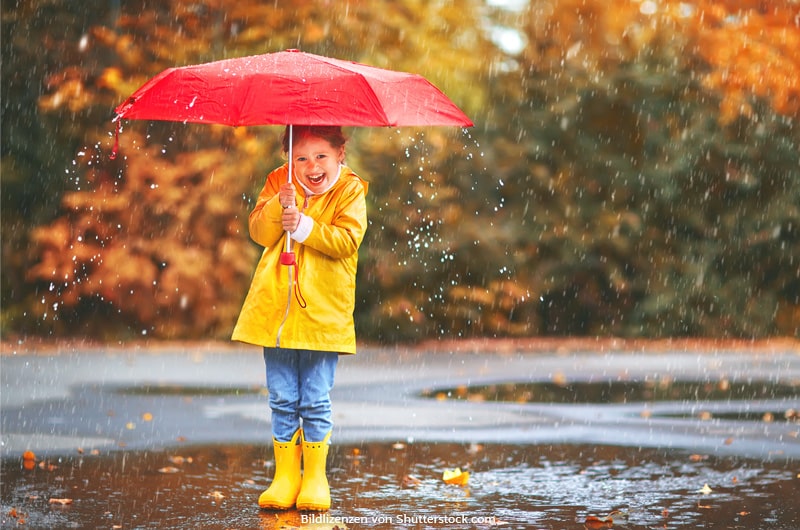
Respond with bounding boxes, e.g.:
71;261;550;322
27;131;260;338
523;0;800;123
689;1;800;122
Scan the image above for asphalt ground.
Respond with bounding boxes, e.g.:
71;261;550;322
2;339;798;460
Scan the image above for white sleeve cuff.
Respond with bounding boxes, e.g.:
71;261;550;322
291;213;313;242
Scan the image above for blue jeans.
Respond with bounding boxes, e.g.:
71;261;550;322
264;348;338;443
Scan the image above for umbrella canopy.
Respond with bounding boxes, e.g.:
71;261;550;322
113;49;473;128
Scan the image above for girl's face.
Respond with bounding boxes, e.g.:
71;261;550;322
291;136;344;194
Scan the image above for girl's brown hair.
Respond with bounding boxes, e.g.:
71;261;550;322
281;125;347;154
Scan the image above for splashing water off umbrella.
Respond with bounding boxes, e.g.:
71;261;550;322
111;49;472;280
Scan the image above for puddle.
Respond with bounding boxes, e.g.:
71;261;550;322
660;410;800;422
423;380;800;407
109;384;264;397
2;442;798;529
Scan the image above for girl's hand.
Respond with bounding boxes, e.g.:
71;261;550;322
281;206;300;233
279;182;297;209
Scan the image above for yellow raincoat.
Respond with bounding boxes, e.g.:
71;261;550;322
232;163;368;354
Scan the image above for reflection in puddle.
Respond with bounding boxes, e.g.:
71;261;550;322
109;384;264;396
423;380;800;407
2;443;797;529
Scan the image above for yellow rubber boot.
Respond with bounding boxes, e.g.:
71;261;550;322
258;429;302;510
296;430;331;511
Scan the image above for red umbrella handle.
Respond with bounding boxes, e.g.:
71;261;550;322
280;251;306;308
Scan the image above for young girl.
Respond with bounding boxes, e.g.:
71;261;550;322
232;125;368;511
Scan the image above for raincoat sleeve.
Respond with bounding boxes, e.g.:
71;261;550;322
248;166;289;248
302;178;368;259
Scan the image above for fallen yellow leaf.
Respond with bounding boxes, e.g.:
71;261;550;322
584;511;627;528
442;468;470;485
584;515;613;529
48;498;73;505
699;483;713;494
22;451;37;470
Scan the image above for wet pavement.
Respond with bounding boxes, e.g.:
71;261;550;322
1;340;799;528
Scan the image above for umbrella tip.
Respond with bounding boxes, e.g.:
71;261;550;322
286;48;300;53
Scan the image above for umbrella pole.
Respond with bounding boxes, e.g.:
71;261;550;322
286;124;293;254
280;125;296;266
278;125;307;311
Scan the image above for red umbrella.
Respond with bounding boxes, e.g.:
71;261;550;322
112;48;472;131
111;49;472;263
